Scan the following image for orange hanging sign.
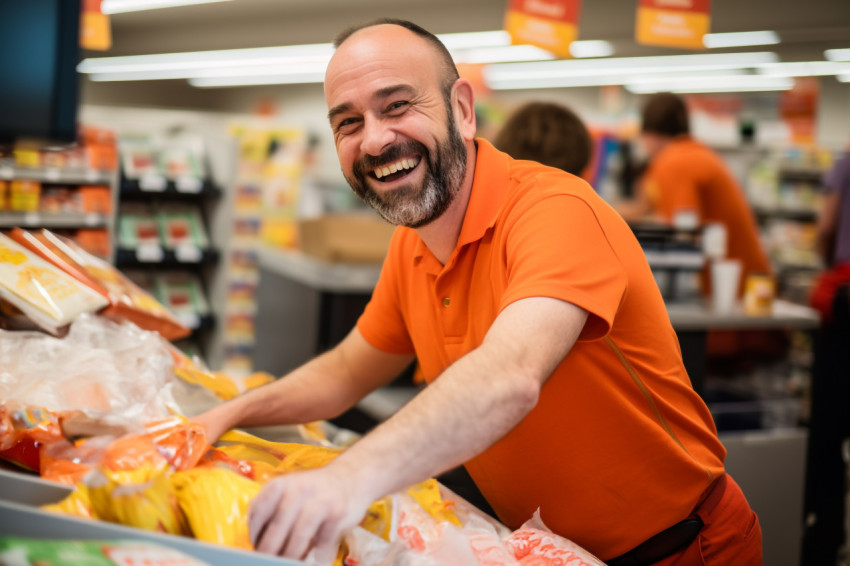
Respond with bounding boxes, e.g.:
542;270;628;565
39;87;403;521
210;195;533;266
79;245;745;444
636;0;711;50
81;0;112;51
504;0;582;59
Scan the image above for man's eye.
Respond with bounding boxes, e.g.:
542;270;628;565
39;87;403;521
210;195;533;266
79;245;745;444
387;101;408;113
336;117;360;133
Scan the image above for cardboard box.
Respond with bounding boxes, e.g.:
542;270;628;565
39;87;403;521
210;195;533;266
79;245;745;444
298;214;395;264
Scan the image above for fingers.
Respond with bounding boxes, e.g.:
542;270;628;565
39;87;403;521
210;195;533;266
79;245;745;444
250;480;297;555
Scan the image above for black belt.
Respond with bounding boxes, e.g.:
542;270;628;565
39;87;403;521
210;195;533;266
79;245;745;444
606;516;704;566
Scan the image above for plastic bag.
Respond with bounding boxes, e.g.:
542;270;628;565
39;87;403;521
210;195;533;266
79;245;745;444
0;233;108;335
0;314;177;427
171;466;262;548
505;510;605;566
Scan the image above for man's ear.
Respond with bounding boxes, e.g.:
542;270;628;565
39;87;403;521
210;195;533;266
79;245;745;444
451;78;477;141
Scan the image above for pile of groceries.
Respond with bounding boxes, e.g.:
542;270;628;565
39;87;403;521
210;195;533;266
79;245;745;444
0;229;603;566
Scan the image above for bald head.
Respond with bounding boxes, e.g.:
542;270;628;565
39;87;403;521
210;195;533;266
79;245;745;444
331;19;459;102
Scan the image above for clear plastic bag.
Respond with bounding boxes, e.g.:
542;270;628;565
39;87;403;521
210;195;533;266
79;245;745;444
0;313;177;425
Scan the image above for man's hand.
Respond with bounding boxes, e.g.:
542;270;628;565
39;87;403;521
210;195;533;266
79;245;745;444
249;463;374;563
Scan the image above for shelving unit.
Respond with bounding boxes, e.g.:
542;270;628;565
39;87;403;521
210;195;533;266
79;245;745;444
0;162;118;258
114;161;224;362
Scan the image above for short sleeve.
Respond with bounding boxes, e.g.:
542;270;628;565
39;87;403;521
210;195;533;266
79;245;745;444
356;235;416;355
500;193;628;341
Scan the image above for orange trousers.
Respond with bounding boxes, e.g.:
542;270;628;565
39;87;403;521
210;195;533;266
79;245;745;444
656;474;762;566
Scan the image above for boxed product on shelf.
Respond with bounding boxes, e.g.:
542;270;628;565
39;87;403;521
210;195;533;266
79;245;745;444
73;229;111;259
119;204;161;248
120;137;162;181
9;180;40;212
160;137;205;189
79;185;113;214
157;205;209;249
39;186;81;214
155;272;210;327
0;180;7;210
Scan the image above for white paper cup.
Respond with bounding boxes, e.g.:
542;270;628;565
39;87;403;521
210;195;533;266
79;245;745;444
711;259;742;314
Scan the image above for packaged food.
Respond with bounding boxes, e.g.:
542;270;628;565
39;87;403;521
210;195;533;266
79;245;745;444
0;233;109;335
9;180;40;212
157;205;209;249
0;537;211;566
28;230;190;340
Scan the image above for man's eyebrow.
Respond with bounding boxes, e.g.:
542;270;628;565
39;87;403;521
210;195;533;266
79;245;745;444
327;84;416;122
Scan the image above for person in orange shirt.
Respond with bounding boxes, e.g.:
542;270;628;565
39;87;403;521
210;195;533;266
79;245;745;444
619;92;772;297
195;20;761;565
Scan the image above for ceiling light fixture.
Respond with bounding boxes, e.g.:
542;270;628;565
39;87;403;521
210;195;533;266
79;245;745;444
825;48;850;61
757;61;850;77
703;30;780;49
484;52;779;90
626;75;793;94
101;0;232;14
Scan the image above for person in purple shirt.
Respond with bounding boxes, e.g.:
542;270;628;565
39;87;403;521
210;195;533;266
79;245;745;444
818;152;850;267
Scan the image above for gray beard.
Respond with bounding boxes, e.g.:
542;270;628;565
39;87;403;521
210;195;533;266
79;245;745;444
345;114;467;228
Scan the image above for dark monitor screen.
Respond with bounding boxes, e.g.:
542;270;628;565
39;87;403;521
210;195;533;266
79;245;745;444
0;0;81;145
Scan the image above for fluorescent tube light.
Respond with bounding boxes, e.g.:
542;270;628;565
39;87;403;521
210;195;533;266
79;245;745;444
703;30;779;48
838;73;850;83
569;40;614;58
626;75;793;94
189;73;326;87
825;48;850;61
757;61;850;77
452;45;556;64
485;52;779;90
437;30;511;50
101;0;231;14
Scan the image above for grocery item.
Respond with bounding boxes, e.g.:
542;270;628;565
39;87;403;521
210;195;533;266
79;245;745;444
0;537;211;566
0;233;109;335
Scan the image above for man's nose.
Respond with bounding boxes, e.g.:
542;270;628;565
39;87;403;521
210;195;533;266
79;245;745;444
360;116;395;157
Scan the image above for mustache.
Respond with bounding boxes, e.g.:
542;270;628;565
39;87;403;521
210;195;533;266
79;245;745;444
353;140;428;178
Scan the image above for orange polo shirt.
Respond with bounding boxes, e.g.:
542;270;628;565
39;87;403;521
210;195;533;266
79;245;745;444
643;136;771;295
357;139;725;560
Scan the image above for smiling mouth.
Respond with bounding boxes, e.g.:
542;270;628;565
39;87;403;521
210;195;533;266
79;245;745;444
370;156;421;183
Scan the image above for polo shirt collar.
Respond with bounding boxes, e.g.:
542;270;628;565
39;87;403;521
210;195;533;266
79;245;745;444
411;138;510;264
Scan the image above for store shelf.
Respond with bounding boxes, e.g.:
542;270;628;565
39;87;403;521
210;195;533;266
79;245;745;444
120;177;222;200
777;168;825;183
0;212;109;229
753;205;818;222
115;246;220;268
0;165;113;185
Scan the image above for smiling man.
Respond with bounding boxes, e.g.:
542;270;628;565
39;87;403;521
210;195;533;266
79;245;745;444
195;20;762;565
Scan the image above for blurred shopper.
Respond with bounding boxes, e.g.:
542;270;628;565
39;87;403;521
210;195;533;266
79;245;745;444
810;150;850;321
619;92;771;296
801;149;850;565
493;101;592;176
195;21;761;565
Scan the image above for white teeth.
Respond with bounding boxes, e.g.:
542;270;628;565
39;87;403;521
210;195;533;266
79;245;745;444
373;158;417;179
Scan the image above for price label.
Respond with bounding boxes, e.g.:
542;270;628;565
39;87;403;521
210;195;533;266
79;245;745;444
175;245;202;263
44;168;61;182
176;176;203;193
177;313;201;329
136;244;164;263
0;167;13;179
86;169;101;183
84;213;101;226
139;174;166;192
23;212;40;225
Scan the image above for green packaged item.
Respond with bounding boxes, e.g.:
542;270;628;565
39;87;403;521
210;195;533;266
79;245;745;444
0;537;211;566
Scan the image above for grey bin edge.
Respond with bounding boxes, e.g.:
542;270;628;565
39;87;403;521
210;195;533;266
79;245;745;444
0;469;304;566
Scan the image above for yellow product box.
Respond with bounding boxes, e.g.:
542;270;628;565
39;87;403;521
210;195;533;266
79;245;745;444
9;180;41;212
0;180;8;210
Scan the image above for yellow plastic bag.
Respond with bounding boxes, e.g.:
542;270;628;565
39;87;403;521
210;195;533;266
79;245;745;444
171;466;261;549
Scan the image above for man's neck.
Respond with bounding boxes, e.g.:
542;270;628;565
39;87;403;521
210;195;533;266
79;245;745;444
413;141;477;266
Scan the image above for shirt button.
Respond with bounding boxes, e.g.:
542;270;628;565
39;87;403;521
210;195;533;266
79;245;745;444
442;297;451;307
